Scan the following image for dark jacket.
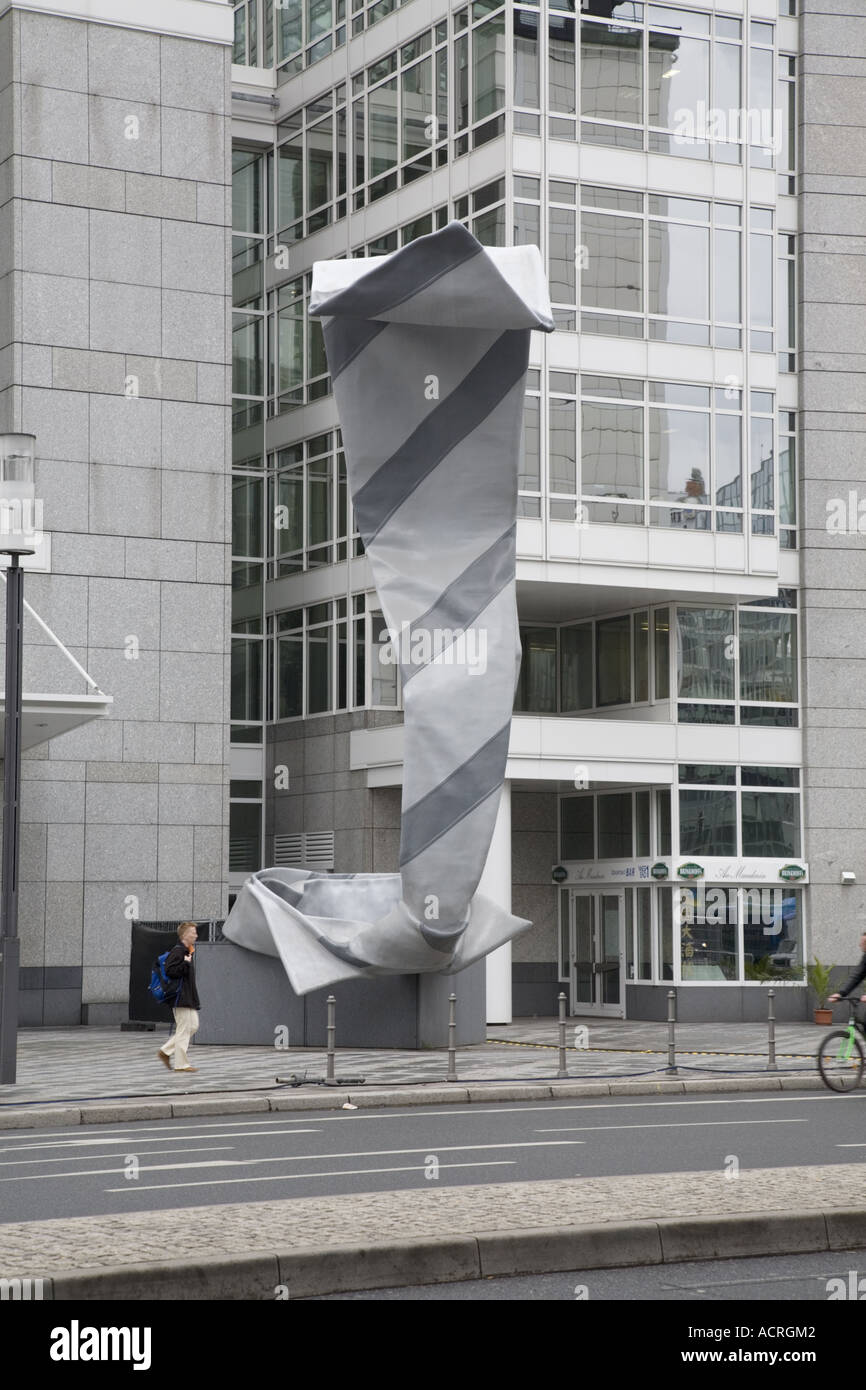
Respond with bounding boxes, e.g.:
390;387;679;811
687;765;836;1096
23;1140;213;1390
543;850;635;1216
164;943;200;1010
838;953;866;1001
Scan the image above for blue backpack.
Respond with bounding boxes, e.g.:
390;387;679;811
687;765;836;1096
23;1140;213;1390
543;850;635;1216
148;951;182;1006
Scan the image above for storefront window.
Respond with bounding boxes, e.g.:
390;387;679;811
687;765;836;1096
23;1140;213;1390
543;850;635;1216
679;885;738;981
743;887;803;981
637;886;652;980
658;886;673;980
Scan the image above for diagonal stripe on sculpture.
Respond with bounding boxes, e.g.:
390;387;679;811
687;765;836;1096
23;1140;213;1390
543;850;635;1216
223;222;555;994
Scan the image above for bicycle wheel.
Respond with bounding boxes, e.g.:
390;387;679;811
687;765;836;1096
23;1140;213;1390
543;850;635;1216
817;1030;865;1093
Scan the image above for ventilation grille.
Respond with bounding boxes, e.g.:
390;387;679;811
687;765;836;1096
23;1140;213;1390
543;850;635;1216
273;831;335;870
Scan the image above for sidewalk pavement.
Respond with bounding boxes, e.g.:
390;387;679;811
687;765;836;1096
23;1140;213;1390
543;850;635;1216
0;1016;825;1122
2;1017;855;1298
3;1164;865;1299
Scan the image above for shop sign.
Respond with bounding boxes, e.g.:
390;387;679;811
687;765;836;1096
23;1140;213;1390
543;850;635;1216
779;864;806;881
677;862;704;879
651;862;669;880
552;865;568;883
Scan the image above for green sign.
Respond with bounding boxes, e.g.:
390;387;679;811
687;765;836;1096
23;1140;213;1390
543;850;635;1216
552;865;568;883
651;862;669;880
779;863;806;881
677;862;704;879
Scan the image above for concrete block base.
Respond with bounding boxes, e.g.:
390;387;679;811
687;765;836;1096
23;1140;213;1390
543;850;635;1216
193;940;486;1048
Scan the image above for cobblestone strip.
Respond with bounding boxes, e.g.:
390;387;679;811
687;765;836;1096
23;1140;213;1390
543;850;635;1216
1;1162;865;1276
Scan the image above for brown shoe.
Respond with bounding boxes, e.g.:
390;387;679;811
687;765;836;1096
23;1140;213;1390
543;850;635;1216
157;1050;171;1070
174;1066;198;1072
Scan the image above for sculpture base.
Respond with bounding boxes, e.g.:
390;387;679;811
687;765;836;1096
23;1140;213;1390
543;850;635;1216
193;941;486;1048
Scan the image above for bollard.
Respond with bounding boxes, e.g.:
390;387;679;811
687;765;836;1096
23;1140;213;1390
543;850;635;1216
556;992;568;1078
767;988;777;1071
446;992;458;1082
325;994;337;1086
666;989;677;1075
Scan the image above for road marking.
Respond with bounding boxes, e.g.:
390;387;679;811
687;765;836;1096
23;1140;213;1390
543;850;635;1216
0;1145;238;1168
103;1159;519;1193
0;1092;851;1144
0;1139;583;1183
0;1128;320;1155
536;1119;809;1133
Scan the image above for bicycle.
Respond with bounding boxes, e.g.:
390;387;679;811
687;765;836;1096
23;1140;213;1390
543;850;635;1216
817;997;866;1093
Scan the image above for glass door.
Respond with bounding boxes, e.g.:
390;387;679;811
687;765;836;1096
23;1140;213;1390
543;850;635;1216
569;890;624;1017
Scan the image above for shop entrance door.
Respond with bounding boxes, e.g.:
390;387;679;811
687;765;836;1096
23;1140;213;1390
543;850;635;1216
569;890;624;1018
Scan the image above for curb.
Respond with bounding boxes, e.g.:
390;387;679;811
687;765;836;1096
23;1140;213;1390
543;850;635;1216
26;1206;866;1300
0;1072;827;1131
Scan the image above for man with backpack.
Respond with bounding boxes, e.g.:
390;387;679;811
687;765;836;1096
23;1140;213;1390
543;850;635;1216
157;921;201;1073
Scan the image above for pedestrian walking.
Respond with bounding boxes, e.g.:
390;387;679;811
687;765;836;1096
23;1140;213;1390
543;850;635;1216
157;922;201;1073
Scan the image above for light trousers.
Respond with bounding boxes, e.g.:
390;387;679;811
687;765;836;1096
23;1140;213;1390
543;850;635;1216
160;1007;199;1070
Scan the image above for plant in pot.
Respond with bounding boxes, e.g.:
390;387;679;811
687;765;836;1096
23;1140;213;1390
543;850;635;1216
807;957;835;1024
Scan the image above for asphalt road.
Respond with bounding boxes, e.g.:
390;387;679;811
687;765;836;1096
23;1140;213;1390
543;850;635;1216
2;1087;865;1223
314;1247;866;1301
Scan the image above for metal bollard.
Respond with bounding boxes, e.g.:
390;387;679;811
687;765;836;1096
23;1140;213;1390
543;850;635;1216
666;989;677;1075
767;988;777;1071
556;992;568;1078
446;992;458;1082
325;994;337;1085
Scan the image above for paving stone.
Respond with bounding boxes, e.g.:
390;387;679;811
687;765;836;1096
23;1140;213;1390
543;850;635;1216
0;1019;829;1125
1;1164;864;1279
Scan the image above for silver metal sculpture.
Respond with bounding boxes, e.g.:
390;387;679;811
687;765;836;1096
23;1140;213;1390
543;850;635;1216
224;222;554;994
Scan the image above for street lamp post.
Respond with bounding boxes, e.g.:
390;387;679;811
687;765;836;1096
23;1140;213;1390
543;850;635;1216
0;434;37;1085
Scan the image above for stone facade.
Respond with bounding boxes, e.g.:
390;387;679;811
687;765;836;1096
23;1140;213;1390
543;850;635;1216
799;0;866;975
0;5;232;1023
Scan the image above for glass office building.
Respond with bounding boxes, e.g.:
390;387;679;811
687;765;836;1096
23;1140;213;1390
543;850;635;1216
227;0;855;1023
2;0;861;1025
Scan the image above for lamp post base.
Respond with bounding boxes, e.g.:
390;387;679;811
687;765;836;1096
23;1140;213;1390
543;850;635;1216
0;934;20;1084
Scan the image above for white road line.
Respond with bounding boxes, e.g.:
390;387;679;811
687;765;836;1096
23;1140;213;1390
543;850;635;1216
537;1119;809;1133
0;1128;319;1155
0;1146;237;1168
0;1139;583;1183
0;1092;847;1144
103;1159;519;1193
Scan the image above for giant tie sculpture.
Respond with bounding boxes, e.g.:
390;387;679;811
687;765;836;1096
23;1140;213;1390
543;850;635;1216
223;222;555;994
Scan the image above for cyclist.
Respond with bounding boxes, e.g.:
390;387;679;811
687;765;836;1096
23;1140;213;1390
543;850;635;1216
828;931;866;1007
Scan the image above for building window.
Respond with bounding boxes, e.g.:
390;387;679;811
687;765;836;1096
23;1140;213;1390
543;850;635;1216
680;886;804;985
778;413;797;549
676;594;798;727
272;596;400;718
514;627;557;712
575;374;750;533
229;797;263;873
678;765;802;858
271;431;352;575
560;788;671;864
515;605;670;716
777;234;796;372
